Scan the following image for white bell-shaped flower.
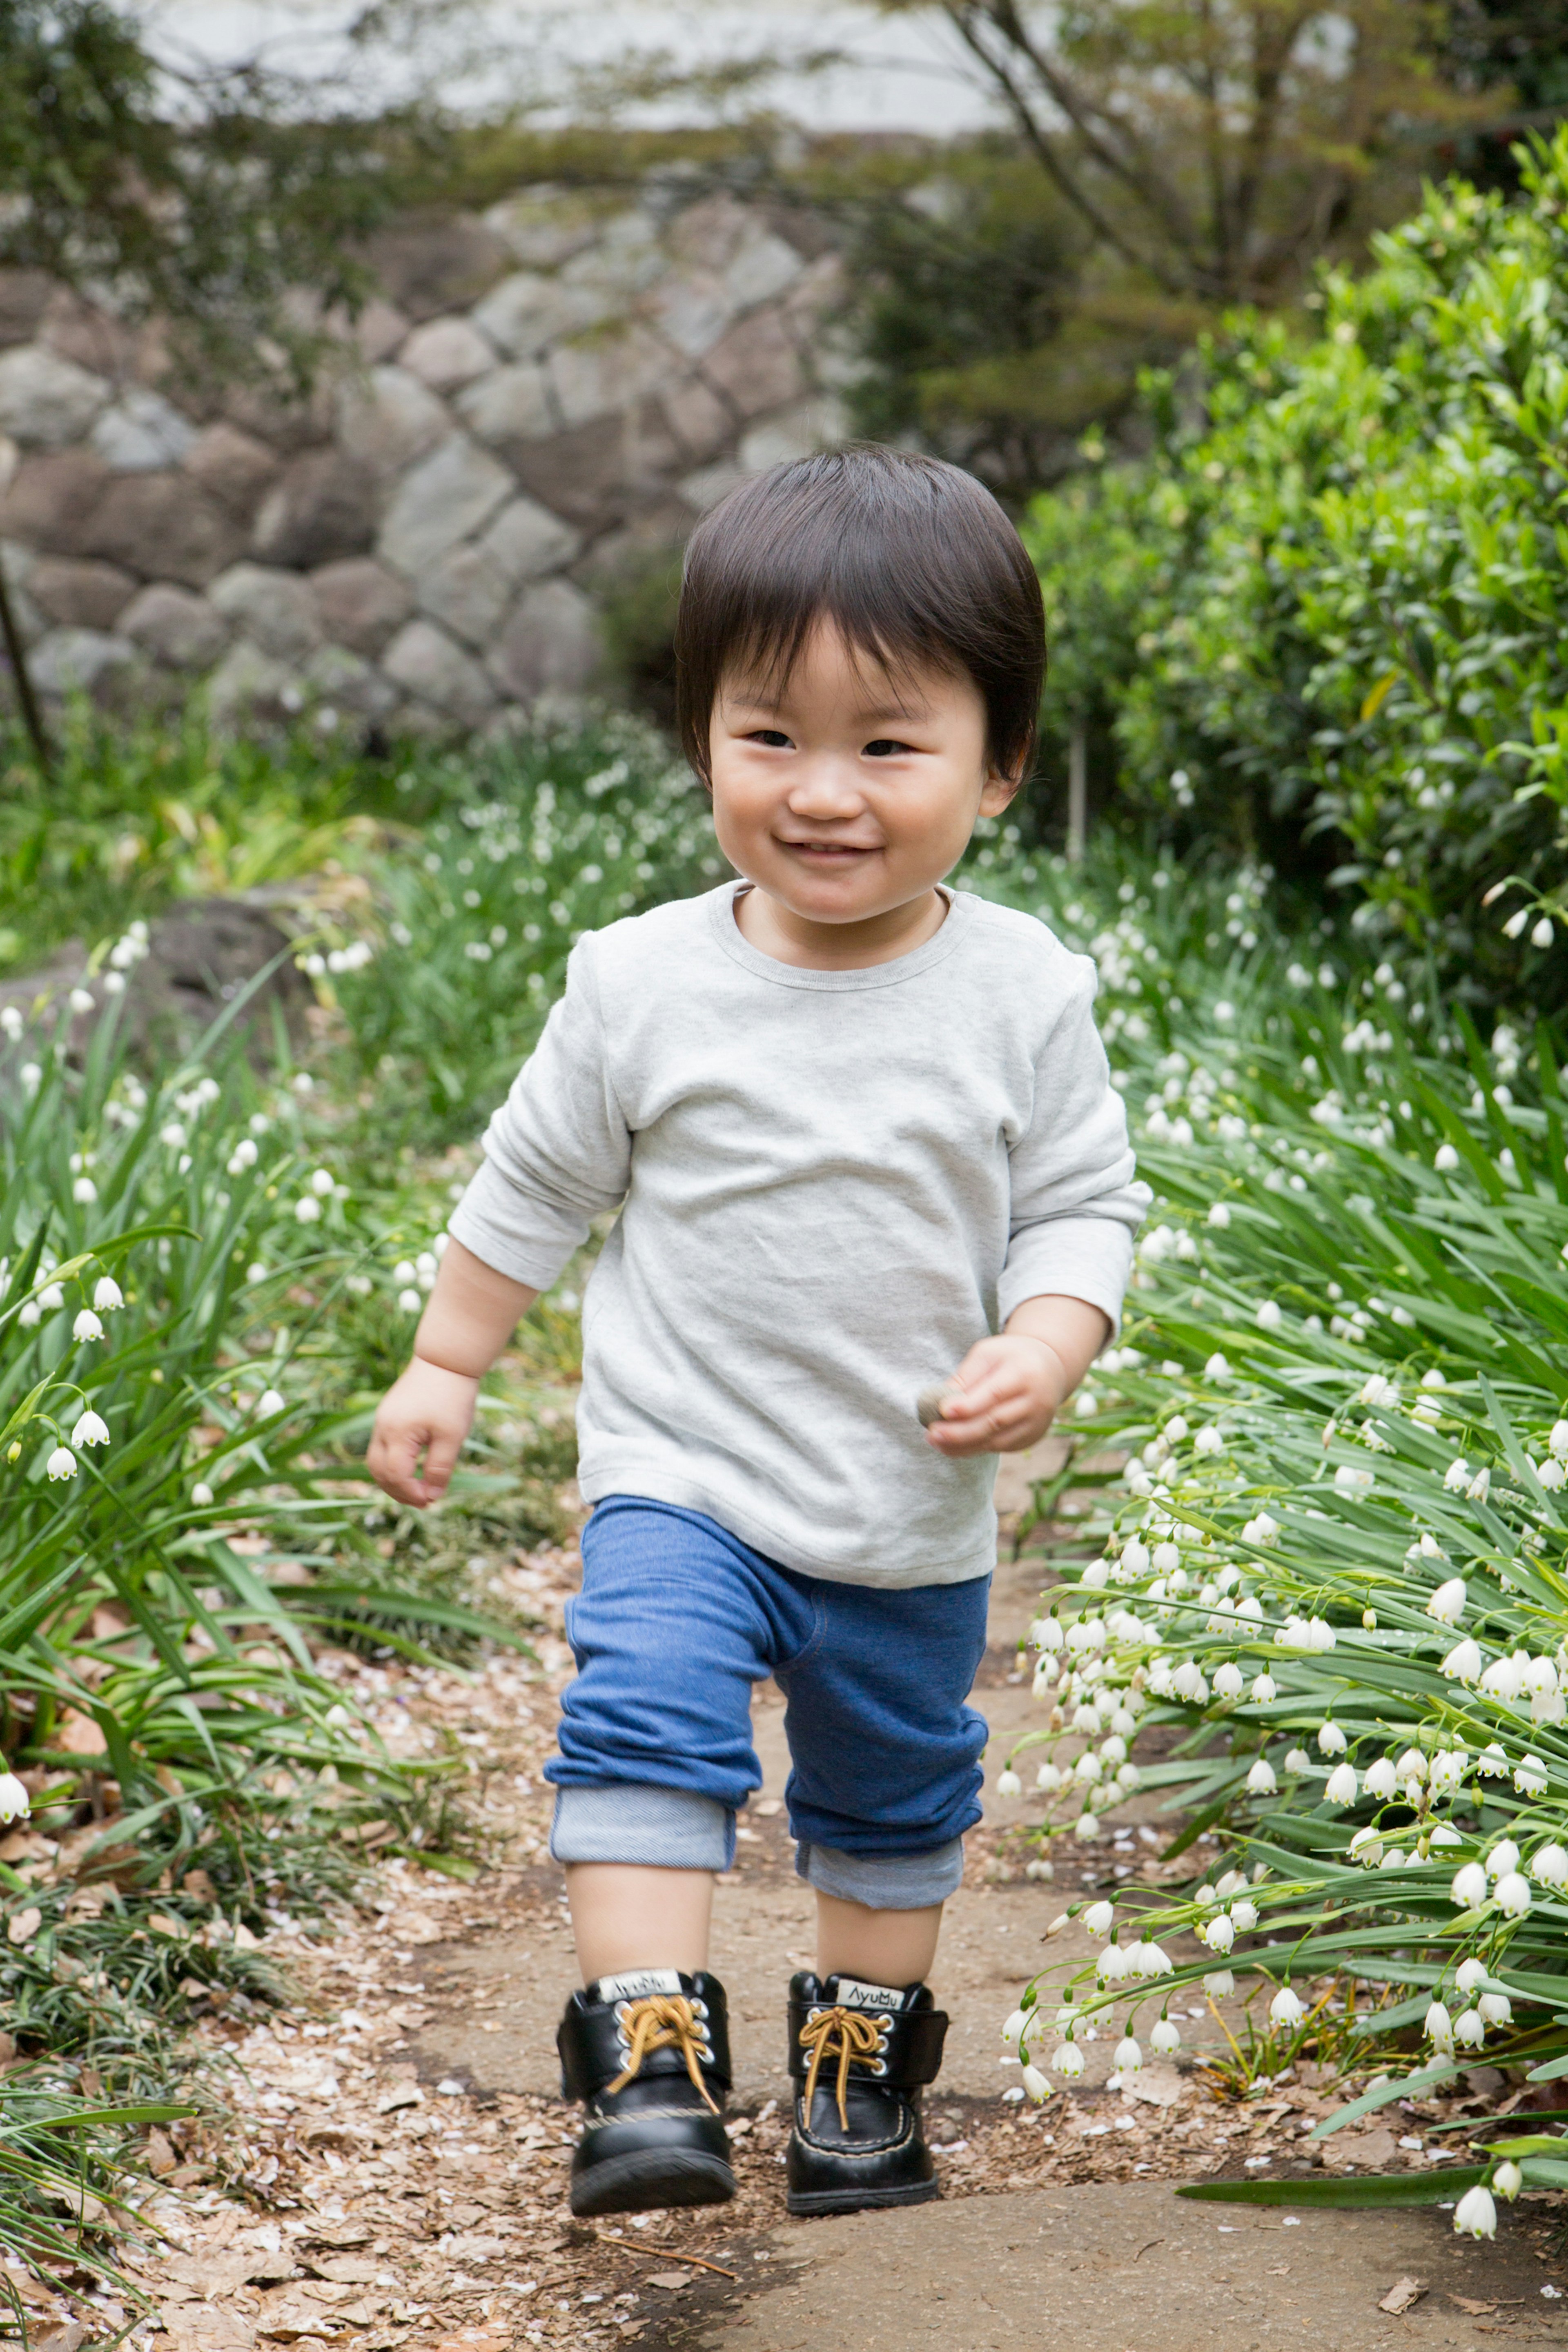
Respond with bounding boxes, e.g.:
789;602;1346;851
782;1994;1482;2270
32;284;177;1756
1450;1862;1488;1908
1452;2185;1497;2240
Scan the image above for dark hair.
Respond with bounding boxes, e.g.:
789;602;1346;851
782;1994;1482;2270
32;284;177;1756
674;445;1045;786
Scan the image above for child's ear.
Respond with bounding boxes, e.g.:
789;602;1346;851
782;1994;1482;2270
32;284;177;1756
978;767;1021;817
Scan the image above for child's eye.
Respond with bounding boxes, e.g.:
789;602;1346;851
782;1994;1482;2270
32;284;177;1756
863;738;913;758
747;729;793;749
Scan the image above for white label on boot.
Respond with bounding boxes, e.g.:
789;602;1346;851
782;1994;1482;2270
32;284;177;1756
831;1977;903;2009
597;1969;683;2002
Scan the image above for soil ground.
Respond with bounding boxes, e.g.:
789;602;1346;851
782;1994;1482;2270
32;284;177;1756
51;1439;1568;2352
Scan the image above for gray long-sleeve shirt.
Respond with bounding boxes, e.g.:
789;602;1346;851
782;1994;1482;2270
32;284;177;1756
448;881;1148;1587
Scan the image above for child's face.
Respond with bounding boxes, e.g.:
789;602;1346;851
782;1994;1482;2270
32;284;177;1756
708;622;1016;930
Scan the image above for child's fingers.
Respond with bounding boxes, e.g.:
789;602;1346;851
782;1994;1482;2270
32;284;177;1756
419;1423;464;1501
927;1403;1039;1456
938;1363;1027;1421
369;1418;437;1507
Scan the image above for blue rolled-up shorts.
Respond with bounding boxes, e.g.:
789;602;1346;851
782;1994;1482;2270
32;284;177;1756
546;1494;991;1909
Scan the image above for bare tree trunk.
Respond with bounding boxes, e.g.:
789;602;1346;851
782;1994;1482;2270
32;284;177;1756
1067;716;1088;862
0;548;51;782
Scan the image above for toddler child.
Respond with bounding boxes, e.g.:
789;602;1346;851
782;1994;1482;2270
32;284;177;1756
368;445;1146;2222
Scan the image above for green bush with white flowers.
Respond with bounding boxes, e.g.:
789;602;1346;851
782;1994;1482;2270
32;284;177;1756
972;845;1568;2228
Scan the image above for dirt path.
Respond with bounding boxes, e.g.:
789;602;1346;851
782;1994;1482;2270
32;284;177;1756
99;1443;1568;2352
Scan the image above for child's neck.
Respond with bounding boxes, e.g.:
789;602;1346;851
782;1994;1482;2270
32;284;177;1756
733;882;949;971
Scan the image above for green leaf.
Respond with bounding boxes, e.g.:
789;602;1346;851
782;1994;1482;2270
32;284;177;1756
1310;2060;1459;2138
1178;2165;1488;2209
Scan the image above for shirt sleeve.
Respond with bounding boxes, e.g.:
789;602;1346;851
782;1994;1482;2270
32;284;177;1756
446;937;631;1291
999;956;1150;1345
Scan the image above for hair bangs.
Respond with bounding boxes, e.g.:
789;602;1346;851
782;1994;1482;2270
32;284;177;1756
674;445;1045;787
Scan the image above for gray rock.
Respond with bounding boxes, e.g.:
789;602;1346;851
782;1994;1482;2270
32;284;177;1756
29;626;136;696
350;297;412;363
376;435;512;577
453;361;555;451
90;387;197;472
487;577;601;701
310;557;413;657
119;582;230;670
361;216;512;323
0;272;54;352
85;470;244;588
0;448;112;554
27;557;137;631
209;563;323;663
663;374;735;462
382;618;497;724
504;417;627;529
723;227;806;310
479;496;581;584
251;448;377;568
482;189;603;269
205;639;298;727
336;365;451;483
416;540;514;649
400;317;498;392
700;308;806;419
547;325;672;431
303;641;398;719
183;424;281;521
0;345;109;446
668;191;757;273
0;897;312;1069
646;270;737;362
560;211;668;304
470;270;616;361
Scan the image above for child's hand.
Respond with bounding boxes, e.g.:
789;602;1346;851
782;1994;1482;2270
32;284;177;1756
922;1333;1067;1457
367;1356;481;1506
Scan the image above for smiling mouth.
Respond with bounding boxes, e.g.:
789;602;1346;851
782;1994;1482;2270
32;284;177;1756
781;840;880;859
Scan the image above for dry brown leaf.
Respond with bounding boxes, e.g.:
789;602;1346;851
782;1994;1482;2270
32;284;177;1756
53;1709;109;1756
1379;2277;1424;2314
146;2128;178;2176
1450;2296;1498;2316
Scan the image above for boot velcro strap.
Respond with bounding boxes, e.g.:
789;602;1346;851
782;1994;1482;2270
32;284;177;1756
786;2000;947;2089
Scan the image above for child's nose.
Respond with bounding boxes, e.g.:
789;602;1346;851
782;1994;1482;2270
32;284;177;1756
786;756;867;817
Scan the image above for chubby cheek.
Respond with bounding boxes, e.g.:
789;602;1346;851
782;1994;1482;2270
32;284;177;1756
708;771;778;861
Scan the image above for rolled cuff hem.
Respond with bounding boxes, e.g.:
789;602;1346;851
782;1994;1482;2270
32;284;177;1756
549;1783;736;1871
795;1837;965;1909
998;1216;1138;1347
446;1160;583;1294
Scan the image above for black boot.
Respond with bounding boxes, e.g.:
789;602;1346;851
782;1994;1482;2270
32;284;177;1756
785;1972;947;2217
557;1969;736;2218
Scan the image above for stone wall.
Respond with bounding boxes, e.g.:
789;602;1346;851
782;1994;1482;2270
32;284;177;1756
0;178;847;735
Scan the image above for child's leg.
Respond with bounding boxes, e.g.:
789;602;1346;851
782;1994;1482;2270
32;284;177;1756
777;1571;990;2216
814;1889;942;1987
545;1497;798;2218
566;1862;715;1980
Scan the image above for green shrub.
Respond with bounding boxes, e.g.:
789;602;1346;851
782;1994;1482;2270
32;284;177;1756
1025;128;1568;1004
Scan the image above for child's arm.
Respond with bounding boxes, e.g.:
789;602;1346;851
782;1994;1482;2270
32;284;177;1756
923;1292;1109;1458
367;1240;537;1506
